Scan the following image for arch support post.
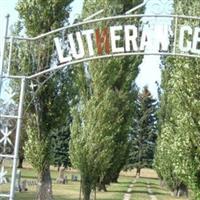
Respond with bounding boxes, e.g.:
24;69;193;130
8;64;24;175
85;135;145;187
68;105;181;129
9;77;26;200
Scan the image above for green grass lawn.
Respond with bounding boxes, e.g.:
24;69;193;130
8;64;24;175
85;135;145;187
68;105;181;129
0;168;191;200
0;167;133;200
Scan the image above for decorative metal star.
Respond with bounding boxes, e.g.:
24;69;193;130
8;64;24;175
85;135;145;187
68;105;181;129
0;126;13;147
0;165;7;184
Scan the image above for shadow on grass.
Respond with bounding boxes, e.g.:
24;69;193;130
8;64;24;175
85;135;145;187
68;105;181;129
132;185;147;190
22;176;37;179
152;191;168;196
130;189;167;196
16;192;82;200
117;181;132;185
133;181;147;185
130;190;149;194
139;176;159;180
149;185;168;191
106;190;127;193
54;197;79;200
16;191;35;200
95;199;122;200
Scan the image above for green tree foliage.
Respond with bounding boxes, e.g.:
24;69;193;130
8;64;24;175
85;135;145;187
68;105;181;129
23;71;76;198
154;64;188;196
51;125;71;170
50;69;77;177
70;0;142;199
155;58;200;198
16;0;72;36
127;87;157;177
15;1;73;199
51;126;71;184
154;1;200;198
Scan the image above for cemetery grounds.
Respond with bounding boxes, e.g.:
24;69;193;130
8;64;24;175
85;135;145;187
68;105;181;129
0;164;189;200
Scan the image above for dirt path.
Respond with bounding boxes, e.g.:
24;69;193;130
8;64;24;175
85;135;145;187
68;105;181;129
123;180;136;200
147;181;157;200
121;170;188;200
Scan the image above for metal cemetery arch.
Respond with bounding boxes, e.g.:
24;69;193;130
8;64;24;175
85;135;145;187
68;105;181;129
6;13;200;79
1;8;200;199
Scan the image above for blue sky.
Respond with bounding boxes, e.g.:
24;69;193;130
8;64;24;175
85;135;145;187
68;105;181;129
136;0;173;97
0;0;167;98
0;0;18;44
0;0;84;37
0;0;84;101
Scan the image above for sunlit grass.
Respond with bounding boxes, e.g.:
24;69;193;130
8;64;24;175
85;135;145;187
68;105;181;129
0;167;191;200
0;167;133;200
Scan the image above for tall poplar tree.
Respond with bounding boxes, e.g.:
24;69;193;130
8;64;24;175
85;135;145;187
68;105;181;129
154;63;188;197
155;0;200;198
15;1;73;199
70;0;142;199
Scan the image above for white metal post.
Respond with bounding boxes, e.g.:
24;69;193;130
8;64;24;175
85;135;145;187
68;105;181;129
0;14;9;95
173;15;178;54
7;36;14;75
9;77;26;200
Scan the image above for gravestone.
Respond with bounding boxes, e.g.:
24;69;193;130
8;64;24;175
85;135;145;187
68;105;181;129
71;175;78;181
63;176;68;184
21;180;28;192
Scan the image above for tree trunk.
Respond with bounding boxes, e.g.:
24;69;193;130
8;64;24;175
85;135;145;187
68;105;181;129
36;166;54;200
176;183;188;197
79;180;82;200
98;182;107;192
17;156;24;169
56;166;66;184
94;188;96;200
159;179;165;187
136;167;141;178
81;176;92;200
97;175;109;192
111;171;120;183
82;185;91;200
